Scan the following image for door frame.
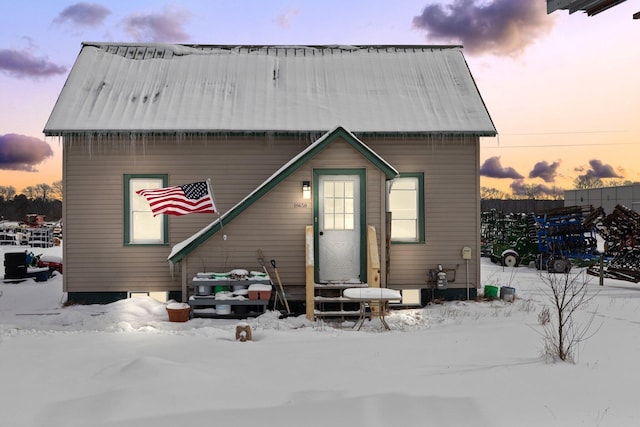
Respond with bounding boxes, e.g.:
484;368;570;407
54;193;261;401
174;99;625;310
313;168;367;283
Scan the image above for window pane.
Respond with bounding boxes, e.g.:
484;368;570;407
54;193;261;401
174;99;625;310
324;182;334;197
345;214;354;230
389;176;420;241
345;198;354;215
129;177;165;244
393;219;417;239
325;199;335;213
132;211;163;241
324;214;334;229
344;181;354;197
323;179;357;231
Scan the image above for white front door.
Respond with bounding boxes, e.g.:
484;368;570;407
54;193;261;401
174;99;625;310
318;174;361;282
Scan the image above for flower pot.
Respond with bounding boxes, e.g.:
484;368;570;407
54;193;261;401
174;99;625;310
248;283;272;300
166;302;191;322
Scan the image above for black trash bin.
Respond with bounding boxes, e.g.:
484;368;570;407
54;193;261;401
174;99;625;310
4;252;27;279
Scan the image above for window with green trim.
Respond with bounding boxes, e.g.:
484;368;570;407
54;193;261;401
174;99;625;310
124;174;168;245
387;174;424;243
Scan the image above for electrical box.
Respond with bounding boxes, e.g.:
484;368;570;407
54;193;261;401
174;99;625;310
462;246;472;260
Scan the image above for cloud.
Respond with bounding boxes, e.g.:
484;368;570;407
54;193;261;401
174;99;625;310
53;2;111;27
276;8;301;28
0;48;67;79
121;5;191;42
412;0;555;56
0;134;54;172
529;160;560;183
510;179;563;198
480;156;524;179
587;159;623;178
576;159;623;179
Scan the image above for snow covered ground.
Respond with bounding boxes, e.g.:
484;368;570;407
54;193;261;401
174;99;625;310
1;245;639;426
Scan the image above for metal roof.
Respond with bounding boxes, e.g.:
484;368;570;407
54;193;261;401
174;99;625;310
547;0;629;16
44;43;496;137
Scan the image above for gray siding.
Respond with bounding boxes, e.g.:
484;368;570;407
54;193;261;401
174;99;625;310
63;134;480;298
182;138;385;300
63;136;310;293
368;136;481;291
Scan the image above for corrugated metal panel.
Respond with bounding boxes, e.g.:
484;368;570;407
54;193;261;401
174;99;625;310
547;0;627;15
45;44;496;136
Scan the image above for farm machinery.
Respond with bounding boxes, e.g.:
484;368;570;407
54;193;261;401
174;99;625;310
484;206;603;273
587;204;640;282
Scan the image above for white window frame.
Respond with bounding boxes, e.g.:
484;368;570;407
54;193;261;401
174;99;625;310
124;174;168;245
387;173;424;243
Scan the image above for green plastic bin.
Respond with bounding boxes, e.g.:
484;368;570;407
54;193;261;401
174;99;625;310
484;285;499;299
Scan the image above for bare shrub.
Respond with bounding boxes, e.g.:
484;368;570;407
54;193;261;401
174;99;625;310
537;306;550;325
539;270;599;363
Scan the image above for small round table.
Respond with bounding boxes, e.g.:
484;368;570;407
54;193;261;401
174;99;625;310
343;288;401;330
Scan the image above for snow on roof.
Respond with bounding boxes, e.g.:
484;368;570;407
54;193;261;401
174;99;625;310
44;43;496;136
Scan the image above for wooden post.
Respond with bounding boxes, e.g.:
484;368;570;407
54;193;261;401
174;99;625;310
367;225;382;316
599;254;604;286
305;226;315;320
367;225;380;288
181;256;188;302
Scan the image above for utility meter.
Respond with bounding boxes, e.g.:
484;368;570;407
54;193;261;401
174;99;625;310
436;264;448;290
462;247;472;260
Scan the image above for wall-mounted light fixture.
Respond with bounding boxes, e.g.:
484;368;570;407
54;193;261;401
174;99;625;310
302;181;311;199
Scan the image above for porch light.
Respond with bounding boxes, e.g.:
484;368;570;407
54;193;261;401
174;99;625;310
302;181;311;199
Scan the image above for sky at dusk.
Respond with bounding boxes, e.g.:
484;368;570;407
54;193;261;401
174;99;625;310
1;0;639;197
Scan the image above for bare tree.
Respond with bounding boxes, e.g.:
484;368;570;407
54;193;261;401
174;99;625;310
22;186;37;200
35;183;53;200
0;185;16;201
51;180;63;201
538;270;599;363
480;186;507;199
573;175;603;190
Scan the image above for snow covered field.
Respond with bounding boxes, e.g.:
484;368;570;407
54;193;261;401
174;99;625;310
1;245;639;426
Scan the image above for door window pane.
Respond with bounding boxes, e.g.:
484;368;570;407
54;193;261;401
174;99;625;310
323;180;355;230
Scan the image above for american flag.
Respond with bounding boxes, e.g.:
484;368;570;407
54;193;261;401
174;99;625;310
136;181;216;216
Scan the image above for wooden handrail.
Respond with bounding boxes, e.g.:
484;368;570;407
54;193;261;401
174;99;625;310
305;225;315;320
367;225;380;288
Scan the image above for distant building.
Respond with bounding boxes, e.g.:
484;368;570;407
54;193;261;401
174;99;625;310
564;184;640;214
481;199;563;214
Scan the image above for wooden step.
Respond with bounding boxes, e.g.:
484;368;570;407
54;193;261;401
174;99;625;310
314;296;352;303
314;310;361;317
314;282;368;290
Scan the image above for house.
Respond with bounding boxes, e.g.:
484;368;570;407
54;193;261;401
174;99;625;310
44;43;496;317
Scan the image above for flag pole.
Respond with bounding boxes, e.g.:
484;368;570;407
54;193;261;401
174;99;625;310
206;178;223;230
